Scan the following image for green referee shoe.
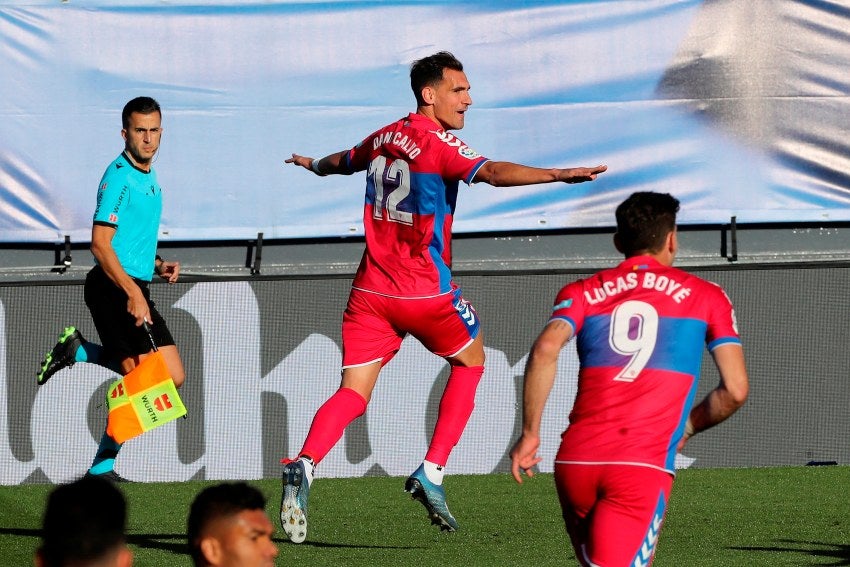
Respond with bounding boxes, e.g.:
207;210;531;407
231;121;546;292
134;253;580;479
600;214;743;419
37;326;85;385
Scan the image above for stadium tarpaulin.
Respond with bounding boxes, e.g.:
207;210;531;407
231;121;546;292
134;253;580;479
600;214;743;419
1;0;849;243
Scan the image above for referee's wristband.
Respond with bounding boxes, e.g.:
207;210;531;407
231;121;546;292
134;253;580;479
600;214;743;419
310;158;325;176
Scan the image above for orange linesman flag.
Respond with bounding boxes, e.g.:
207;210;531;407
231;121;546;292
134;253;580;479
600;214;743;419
106;351;186;444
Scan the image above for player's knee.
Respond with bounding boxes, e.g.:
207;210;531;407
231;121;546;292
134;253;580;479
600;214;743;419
171;372;185;388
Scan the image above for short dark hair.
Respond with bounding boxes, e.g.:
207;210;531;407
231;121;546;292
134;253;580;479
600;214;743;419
615;192;680;256
187;482;267;564
410;51;464;106
38;475;127;567
122;96;161;129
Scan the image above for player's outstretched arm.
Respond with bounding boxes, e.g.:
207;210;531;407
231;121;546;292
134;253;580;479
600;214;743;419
679;344;749;450
285;151;352;176
473;161;607;187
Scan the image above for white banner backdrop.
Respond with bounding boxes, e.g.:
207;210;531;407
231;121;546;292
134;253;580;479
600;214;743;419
1;1;850;244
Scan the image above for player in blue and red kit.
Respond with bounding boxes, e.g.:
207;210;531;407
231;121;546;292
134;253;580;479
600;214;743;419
510;192;750;566
282;51;607;543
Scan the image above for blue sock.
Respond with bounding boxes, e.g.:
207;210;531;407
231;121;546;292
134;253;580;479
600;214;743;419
75;341;100;363
88;431;122;475
76;342;122;373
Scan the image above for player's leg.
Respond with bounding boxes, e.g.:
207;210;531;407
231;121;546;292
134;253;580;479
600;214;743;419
38;267;138;385
279;363;376;544
554;462;603;567
151;344;185;387
403;289;484;532
37;325;89;385
298;363;378;464
85;267;179;481
429;333;485;464
577;465;673;566
280;289;400;543
117;342;184;387
37;326;121;385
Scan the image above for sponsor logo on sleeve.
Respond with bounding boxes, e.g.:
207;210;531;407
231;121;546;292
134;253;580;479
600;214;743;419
458;145;481;159
432;130;481;159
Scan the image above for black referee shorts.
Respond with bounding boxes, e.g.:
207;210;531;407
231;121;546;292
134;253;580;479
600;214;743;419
84;264;176;360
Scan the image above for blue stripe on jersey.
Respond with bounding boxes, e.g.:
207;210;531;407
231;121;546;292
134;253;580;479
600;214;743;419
708;336;742;351
578;315;707;378
465;159;488;185
409;171;460;215
550;315;577;336
364;169;459;214
429;245;453;293
666;376;700;470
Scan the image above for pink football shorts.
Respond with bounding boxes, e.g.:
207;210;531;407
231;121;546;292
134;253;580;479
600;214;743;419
341;287;480;368
554;462;673;567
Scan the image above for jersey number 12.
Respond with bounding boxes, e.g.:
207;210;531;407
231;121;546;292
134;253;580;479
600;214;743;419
368;156;413;225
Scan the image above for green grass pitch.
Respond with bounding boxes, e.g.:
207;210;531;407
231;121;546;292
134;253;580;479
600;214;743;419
0;466;847;566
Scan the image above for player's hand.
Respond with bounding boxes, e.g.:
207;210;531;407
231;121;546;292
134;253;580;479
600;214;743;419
677;418;695;452
285;153;315;171
156;260;180;284
509;433;543;484
557;164;608;184
126;287;151;327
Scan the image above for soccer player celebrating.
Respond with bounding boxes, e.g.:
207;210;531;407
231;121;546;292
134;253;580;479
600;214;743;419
510;192;750;566
36;96;185;481
282;51;607;543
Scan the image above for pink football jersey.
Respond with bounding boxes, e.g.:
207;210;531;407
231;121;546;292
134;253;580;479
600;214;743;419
552;256;741;473
345;113;488;297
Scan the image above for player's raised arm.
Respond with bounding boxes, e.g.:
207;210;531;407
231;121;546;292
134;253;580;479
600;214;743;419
473;161;607;187
286;150;353;176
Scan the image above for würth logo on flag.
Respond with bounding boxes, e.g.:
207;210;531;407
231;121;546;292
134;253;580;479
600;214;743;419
105;351;187;443
154;394;174;412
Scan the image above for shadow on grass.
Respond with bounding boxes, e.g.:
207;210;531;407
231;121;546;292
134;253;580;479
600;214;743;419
0;527;190;556
127;534;424;554
2;526;426;554
127;533;188;555
730;540;850;565
286;540;426;550
0;527;39;537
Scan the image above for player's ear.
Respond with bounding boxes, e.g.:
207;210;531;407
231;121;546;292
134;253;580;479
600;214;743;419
667;229;678;255
613;233;624;254
121;128;128;142
118;547;134;567
200;537;221;564
421;86;435;105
